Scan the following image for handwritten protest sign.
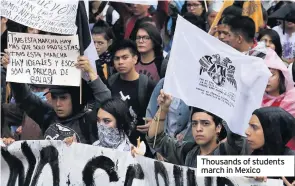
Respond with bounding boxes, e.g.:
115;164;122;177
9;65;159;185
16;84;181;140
6;32;80;86
1;140;283;186
0;0;78;35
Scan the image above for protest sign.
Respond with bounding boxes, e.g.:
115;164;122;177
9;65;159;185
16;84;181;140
6;32;80;86
163;16;271;136
0;0;78;35
1;140;283;186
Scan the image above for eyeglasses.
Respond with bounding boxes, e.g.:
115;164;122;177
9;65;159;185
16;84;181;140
136;36;151;42
187;3;202;8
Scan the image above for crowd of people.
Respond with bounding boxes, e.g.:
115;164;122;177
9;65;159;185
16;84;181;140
1;0;295;185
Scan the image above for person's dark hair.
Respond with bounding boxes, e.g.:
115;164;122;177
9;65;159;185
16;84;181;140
257;29;282;57
110;39;139;57
191;108;222;126
181;0;206;18
129;16;155;40
91;20;116;41
183;12;206;31
262;6;268;24
224;16;255;43
221;5;242;19
252;107;295;155
278;70;286;94
100;98;133;136
134;23;163;62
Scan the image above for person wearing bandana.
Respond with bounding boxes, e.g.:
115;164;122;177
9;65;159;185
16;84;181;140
92;98;133;151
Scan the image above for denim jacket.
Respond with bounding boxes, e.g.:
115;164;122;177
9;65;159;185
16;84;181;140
146;78;190;138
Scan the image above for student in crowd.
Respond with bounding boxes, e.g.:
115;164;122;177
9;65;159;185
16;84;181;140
92;20;116;81
1;52;111;145
89;0;120;26
257;29;282;57
181;0;206;19
133;23;164;82
262;49;295;117
146;90;247;167
246;107;295;185
108;39;156;157
129;16;156;41
92;98;133;151
2;84;51;142
109;2;168;39
272;20;295;65
218;16;256;53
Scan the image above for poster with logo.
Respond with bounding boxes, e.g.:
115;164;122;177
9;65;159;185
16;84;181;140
164;16;271;136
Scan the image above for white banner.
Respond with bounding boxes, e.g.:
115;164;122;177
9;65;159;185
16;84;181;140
164;16;271;136
1;140;283;186
6;32;81;86
0;0;78;35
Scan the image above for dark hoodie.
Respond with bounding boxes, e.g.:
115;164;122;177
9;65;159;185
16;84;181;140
10;77;111;144
253;107;295;184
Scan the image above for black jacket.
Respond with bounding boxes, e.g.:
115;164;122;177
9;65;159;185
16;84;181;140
10;77;111;144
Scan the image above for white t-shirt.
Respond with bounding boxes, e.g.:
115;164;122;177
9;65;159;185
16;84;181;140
273;25;295;59
101;5;120;25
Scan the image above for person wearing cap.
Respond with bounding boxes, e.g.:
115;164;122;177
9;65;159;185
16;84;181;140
1;52;111;145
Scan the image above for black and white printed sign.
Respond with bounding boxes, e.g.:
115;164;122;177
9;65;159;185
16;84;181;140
1;141;282;186
164;16;271;136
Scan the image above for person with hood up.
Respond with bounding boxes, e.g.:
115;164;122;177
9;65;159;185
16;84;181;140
1;52;112;145
246;107;295;185
262;48;295;116
262;49;295;151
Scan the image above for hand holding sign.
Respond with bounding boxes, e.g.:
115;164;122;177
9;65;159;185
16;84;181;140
75;56;98;81
1;49;9;69
157;89;173;111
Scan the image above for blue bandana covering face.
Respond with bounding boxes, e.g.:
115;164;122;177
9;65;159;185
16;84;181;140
33;92;47;101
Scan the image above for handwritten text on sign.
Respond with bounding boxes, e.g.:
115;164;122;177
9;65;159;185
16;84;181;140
0;0;78;35
7;32;80;86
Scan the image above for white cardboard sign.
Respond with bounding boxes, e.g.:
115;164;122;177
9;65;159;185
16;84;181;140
6;32;81;86
0;0;78;35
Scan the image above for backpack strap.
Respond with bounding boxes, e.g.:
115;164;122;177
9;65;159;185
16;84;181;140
138;74;149;109
108;73;120;88
106;5;114;26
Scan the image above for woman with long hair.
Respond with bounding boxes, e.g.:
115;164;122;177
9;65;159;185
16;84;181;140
91;20;116;80
133;23;164;83
92;98;134;151
257;29;283;58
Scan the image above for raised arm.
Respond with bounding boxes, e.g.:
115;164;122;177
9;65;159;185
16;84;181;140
76;56;111;106
109;2;132;26
1;50;53;128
